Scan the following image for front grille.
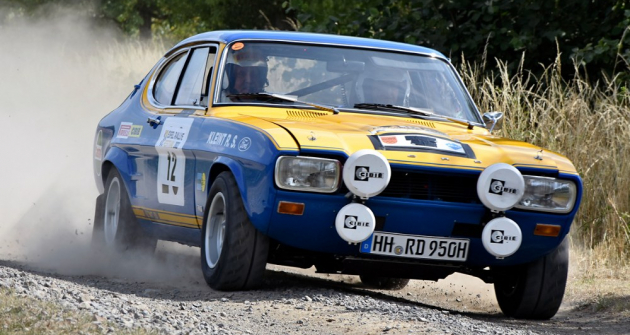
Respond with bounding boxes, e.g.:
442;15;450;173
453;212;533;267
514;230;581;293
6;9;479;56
378;170;480;203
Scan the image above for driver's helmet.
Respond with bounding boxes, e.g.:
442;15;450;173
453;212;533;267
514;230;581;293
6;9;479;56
222;43;268;95
355;68;411;106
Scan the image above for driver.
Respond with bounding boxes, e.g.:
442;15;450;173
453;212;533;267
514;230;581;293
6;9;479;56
362;78;406;106
355;68;411;106
222;45;268;101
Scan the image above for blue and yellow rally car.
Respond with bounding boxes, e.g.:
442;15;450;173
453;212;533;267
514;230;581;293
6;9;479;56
92;30;582;319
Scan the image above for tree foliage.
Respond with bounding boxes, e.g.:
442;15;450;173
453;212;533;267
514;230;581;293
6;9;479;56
3;0;629;81
99;0;293;41
287;0;630;82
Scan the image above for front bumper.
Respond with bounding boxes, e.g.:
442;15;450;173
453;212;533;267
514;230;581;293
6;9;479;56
267;190;576;267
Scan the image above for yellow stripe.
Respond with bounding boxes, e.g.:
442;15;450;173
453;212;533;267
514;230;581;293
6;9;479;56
159;212;198;226
137;215;198;228
132;206;200;228
133;206;197;218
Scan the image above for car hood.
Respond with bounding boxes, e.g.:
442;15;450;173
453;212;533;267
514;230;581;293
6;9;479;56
214;107;578;174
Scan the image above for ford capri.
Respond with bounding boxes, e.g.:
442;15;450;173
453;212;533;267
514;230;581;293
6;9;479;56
92;30;582;319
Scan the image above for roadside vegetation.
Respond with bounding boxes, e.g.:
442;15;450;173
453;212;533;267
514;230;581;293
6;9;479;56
0;288;153;335
460;56;630;268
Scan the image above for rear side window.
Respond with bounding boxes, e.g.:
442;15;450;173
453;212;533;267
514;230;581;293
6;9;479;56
175;47;217;106
154;52;187;105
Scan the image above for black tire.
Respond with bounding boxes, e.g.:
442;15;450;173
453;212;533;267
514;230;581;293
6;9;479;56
201;171;269;290
493;237;569;319
92;168;156;254
359;275;410;290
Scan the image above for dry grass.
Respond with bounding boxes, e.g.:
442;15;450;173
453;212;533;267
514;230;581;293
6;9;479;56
460;56;630;268
566;241;630;314
0;288;152;335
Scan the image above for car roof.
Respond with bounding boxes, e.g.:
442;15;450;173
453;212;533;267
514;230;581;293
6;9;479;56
166;30;448;60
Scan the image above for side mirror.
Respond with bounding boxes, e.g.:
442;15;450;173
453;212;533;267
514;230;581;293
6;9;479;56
483;111;504;132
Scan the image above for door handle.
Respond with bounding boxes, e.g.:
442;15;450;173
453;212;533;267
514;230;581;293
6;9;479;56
147;116;162;126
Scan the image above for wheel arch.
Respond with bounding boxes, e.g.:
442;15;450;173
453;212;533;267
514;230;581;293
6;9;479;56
100;147;135;201
204;155;275;234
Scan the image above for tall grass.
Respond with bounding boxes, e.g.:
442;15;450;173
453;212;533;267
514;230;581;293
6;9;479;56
460;56;630;268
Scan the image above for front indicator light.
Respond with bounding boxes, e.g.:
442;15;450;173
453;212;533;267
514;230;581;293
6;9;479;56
514;176;577;213
275;156;340;193
278;201;305;215
534;224;561;237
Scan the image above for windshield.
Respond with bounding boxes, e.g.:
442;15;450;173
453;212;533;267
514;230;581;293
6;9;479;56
216;41;482;123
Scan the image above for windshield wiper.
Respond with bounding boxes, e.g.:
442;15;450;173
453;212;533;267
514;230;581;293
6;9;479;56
353;103;474;129
227;92;339;114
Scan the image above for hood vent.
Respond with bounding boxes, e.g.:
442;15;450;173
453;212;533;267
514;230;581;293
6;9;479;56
285;109;328;120
405;119;436;128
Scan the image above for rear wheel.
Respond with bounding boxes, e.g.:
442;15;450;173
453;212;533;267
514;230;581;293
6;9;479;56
360;275;410;290
493;237;569;319
92;168;156;254
201;171;269;290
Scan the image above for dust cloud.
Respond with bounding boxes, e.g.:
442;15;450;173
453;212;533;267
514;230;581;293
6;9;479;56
0;7;202;286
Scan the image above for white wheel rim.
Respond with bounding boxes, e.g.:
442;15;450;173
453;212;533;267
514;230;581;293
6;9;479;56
104;177;121;246
205;192;226;269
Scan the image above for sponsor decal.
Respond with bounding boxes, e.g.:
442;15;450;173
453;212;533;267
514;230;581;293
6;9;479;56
354;166;384;181
406;135;437;147
380;136;397;144
378;134;465;154
94;130;103;161
370;125;447;137
343;215;370;229
488;179;518;195
207;131;239;148
117;122;133;139
196;172;207;192
156;118;194;206
445;142;461;151
129;125;143;137
490;230;518;244
159;129;187;148
238;137;252;151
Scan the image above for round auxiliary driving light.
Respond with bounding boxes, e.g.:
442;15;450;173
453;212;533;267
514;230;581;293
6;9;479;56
481;217;522;258
476;163;525;212
335;203;376;244
342;149;391;198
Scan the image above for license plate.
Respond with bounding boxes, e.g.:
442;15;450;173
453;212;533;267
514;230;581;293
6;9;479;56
360;232;469;261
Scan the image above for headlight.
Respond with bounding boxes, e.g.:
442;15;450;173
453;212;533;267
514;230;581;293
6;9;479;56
514;176;577;213
275;156;341;193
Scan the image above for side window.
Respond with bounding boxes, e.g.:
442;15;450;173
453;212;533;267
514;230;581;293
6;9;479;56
154;52;188;105
175;47;214;106
200;49;217;107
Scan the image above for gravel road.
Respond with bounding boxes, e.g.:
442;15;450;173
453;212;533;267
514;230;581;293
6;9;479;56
0;240;561;335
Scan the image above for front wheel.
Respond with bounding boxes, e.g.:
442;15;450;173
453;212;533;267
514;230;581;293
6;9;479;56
200;171;269;290
493;237;569;319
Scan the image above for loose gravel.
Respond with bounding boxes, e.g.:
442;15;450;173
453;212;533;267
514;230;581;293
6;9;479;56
0;261;548;335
